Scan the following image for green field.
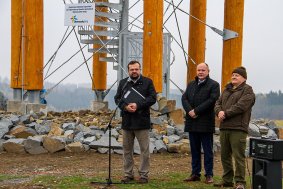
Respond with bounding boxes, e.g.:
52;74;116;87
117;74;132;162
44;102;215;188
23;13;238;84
0;173;254;189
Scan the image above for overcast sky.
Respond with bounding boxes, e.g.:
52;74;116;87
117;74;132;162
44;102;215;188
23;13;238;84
1;0;283;94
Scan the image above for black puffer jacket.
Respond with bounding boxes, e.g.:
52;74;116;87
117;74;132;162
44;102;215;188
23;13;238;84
114;75;157;130
182;76;220;133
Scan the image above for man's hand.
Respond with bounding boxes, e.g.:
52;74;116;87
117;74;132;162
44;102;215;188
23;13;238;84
188;109;197;118
125;103;137;112
218;111;225;121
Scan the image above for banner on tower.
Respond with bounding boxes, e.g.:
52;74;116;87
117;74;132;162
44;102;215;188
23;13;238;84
64;3;95;26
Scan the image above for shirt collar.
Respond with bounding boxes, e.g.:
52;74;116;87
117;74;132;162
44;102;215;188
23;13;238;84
198;79;206;85
131;75;141;83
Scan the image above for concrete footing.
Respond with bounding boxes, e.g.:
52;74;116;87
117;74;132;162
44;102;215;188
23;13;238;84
90;101;108;112
7;101;47;114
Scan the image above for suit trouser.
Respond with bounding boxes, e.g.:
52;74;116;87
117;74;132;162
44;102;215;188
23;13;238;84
122;129;150;179
220;130;247;185
189;132;214;177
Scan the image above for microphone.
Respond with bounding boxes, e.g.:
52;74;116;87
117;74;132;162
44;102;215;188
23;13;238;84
121;77;132;92
127;77;132;82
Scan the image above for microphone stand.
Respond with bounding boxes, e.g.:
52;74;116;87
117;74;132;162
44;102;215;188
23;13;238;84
91;79;131;186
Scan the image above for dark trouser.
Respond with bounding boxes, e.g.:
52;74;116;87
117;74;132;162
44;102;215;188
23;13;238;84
220;130;247;185
189;132;214;177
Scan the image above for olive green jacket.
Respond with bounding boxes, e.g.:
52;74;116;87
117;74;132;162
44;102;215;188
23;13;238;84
215;82;255;133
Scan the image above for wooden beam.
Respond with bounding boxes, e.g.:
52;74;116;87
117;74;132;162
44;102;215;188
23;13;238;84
143;0;163;93
23;0;44;90
221;0;245;90
11;0;23;89
187;0;207;83
92;0;108;91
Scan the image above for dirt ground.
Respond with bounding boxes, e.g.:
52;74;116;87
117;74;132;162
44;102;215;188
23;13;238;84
0;151;229;188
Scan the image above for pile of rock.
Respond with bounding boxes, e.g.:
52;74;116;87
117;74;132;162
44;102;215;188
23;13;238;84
248;119;279;139
0;98;281;156
0;98;190;155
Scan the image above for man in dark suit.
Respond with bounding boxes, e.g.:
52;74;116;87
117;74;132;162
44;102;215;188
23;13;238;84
182;63;220;184
114;60;156;184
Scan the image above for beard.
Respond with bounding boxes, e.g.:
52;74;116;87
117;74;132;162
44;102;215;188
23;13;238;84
130;74;139;80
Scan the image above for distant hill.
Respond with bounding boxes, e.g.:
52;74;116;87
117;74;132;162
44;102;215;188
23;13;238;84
1;77;283;119
45;82;183;111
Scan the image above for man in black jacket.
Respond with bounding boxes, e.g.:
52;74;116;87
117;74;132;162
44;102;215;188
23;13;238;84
114;60;156;184
182;63;220;184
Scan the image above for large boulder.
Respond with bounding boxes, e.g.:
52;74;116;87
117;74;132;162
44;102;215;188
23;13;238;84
168;109;185;126
154;139;167;153
42;136;66;153
48;123;64;136
89;134;122;150
9;125;37;138
248;123;261;137
65;142;85;152
3;138;26;154
24;136;48;154
35;121;51;135
0;119;13;139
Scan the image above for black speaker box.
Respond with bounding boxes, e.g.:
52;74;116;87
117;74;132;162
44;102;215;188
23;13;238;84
252;158;282;189
250;138;283;160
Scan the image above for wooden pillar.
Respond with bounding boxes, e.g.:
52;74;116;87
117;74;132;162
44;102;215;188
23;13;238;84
187;0;207;83
92;0;107;91
23;0;44;90
221;0;244;90
11;0;23;89
143;0;163;93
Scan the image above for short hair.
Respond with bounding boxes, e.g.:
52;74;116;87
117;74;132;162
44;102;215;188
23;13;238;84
204;63;209;69
127;60;141;70
204;63;210;71
197;62;210;71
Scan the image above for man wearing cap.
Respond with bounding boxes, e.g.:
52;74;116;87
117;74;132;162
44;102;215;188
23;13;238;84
214;67;255;189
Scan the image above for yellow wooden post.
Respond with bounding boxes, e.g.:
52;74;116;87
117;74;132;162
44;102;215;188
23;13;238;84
143;0;163;93
187;0;207;83
92;0;107;91
23;0;44;90
221;0;244;90
11;0;23;89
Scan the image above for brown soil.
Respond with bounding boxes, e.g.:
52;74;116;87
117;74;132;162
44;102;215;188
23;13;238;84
0;151;244;188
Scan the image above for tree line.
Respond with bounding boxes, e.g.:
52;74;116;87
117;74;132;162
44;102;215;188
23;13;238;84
252;91;283;119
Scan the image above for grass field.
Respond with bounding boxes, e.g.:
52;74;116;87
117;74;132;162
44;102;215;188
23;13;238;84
275;120;283;127
0;151;282;188
0;173;254;189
